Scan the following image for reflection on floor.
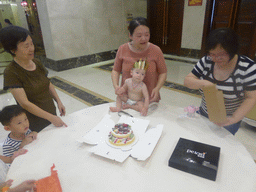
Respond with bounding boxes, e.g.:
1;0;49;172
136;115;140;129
51;76;113;106
0;53;255;162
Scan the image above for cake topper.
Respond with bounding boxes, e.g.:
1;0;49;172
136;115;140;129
133;59;149;70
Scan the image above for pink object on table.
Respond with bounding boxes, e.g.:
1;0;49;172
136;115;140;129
184;105;199;117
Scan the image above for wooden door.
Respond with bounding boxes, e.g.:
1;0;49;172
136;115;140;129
202;0;256;59
211;0;234;28
236;0;256;58
164;0;184;54
147;0;184;55
147;0;165;48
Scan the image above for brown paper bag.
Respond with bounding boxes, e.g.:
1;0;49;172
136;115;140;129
202;85;227;123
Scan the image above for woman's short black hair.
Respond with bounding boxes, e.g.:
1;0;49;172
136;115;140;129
0;105;25;126
0;26;31;56
128;17;149;36
206;28;239;59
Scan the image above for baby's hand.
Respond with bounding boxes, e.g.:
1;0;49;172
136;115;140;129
116;87;125;95
115;87;121;95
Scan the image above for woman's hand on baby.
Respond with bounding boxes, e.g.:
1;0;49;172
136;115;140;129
149;88;160;103
115;87;124;96
115;86;120;94
140;107;148;116
117;87;125;95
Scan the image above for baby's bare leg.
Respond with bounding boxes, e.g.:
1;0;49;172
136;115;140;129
124;101;144;112
110;96;122;112
122;102;131;110
110;95;128;112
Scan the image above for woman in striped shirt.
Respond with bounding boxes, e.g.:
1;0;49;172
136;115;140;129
184;28;256;135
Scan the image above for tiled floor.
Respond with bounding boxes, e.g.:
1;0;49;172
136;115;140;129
0;53;255;161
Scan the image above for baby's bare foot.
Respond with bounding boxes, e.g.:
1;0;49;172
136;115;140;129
110;107;121;112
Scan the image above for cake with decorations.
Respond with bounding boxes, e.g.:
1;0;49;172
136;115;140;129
108;123;135;146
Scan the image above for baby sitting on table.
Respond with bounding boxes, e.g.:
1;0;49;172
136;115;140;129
110;59;150;116
0;105;37;157
0;149;36;192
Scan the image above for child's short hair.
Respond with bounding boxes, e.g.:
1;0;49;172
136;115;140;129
133;59;149;70
0;105;25;126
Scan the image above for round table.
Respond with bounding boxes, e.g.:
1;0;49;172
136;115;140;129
6;103;256;192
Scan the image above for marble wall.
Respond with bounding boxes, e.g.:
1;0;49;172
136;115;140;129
35;0;208;70
181;0;207;50
37;0;147;62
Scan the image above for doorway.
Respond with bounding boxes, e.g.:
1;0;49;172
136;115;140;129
202;0;256;60
0;1;45;56
22;0;45;56
147;0;185;55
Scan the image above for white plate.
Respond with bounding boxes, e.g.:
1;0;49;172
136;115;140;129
105;133;139;151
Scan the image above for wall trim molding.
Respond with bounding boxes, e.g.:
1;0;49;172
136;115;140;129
36;50;117;71
180;48;201;59
37;48;204;71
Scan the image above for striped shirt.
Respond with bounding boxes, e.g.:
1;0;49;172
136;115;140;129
192;55;256;116
3;129;32;157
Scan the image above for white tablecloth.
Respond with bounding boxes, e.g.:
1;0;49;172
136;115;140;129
6;103;256;192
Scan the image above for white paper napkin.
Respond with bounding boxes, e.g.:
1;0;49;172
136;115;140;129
131;124;163;161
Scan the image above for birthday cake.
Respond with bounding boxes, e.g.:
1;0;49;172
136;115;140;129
108;123;135;146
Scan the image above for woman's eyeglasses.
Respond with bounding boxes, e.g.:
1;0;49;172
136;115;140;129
208;51;229;60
